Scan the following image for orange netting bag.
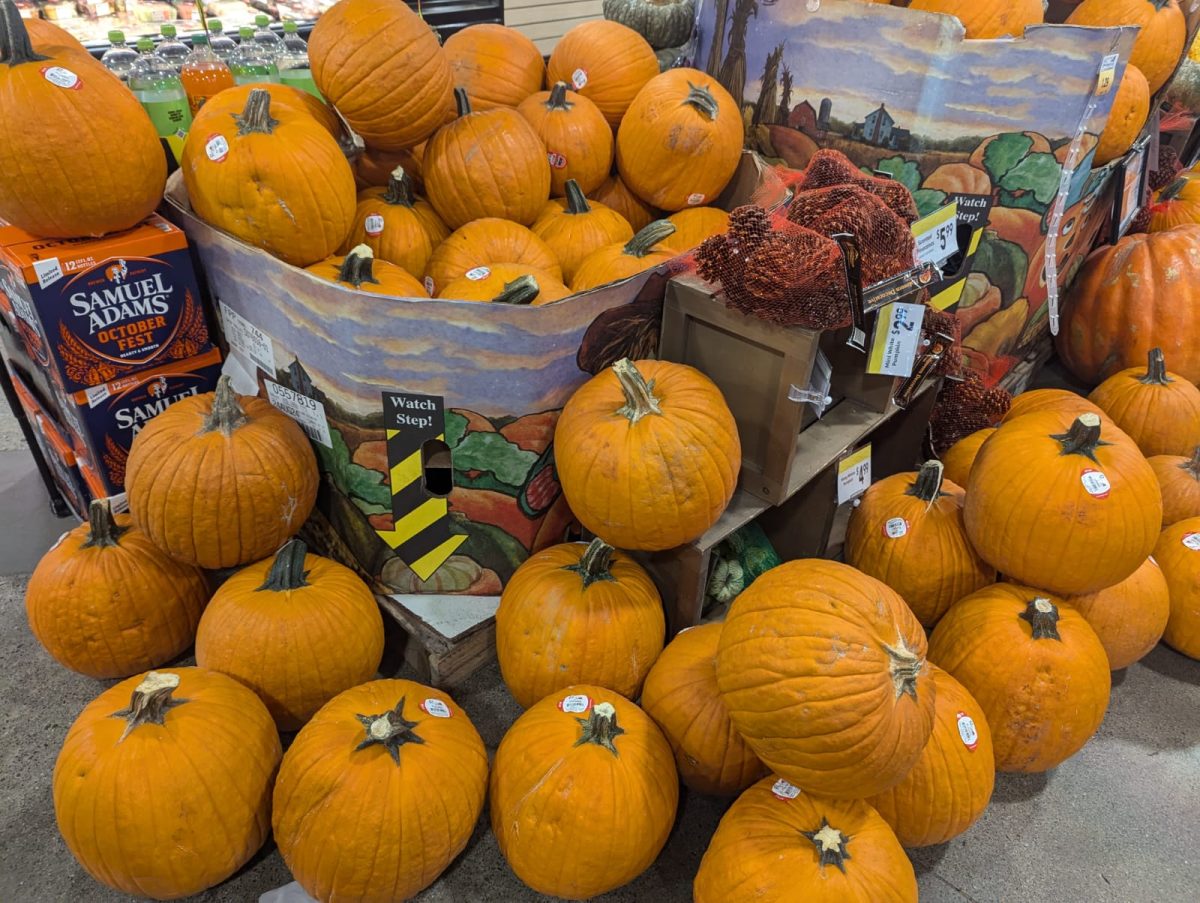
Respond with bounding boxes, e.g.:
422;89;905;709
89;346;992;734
929;371;1012;454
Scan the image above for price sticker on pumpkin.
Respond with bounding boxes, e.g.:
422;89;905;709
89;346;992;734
686;193;706;206
265;380;332;449
866;301;925;377
837;444;871;505
571;68;588;90
956;712;979;751
883;517;908;539
41;66;81;90
420;698;452;718
912;201;959;267
771;779;802;800
364;214;385;236
1080;468;1111;499
558;694;593;714
1182;533;1200;551
465;266;491;281
547;152;567;169
204;134;229;163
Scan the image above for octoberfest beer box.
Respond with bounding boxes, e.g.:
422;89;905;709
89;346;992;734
5;363;89;519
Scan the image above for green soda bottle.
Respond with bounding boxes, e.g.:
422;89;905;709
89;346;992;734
230;26;280;86
278;21;321;99
129;39;192;164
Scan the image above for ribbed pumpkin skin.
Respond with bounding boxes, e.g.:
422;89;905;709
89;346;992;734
274;680;488;903
591;172;660;231
928;584;1111;772
490;688;678;899
663;206;730;252
532;194;633;284
444;23;545;111
425;217;562;295
342;182;445;279
866;666;995;847
570;235;676;292
963;411;1161;595
354;143;425;192
547;20;659;127
1068;0;1186;93
909;0;1043;38
125;378;318;570
26;508;207;679
1065;557;1170;670
306;249;429;297
640;623;765;796
310;0;454;150
694;776;918;903
518;84;614;196
1149;450;1200;526
940;428;995;488
22;15;87;53
53;669;280;900
1002;388;1104;424
1153;518;1200;659
200;82;342;139
437;263;572;304
715;560;936;799
1149;176;1200;232
1095;64;1150;165
1087;350;1200;457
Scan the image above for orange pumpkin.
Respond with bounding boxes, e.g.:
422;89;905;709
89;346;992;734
555;358;740;550
306;244;429;297
940;427;995;488
25;499;208;679
847;460;996;628
1064;557;1170;670
716;560;936;799
571;219;678;292
923;163;993;195
929;584;1111;772
425;217;562;295
1095;64;1150;165
1002;387;1104;423
0;5;166;237
1068;0;1186;93
640;623;765;796
437;266;572;305
546;20;659;127
22;15;87;54
443;23;545;111
1153;517;1200;658
591;170;660;231
490;688;678;898
309;0;453;149
663;206;730;252
1150;447;1200;526
273;680;488;902
909;0;1043;37
1149;175;1200;232
518;82;614;197
694;776;918;903
531;180;634;283
424;88;551;229
200;82;343;141
354;142;425;192
1088;347;1200;457
342;167;445;278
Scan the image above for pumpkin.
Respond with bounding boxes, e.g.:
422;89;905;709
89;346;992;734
555;358;740;550
1002;387;1104;423
923;163;992;196
1056;225;1200;385
571;219;678;291
1068;0;1186;93
424;88;551;229
443;23;545;111
1149;175;1200;232
909;0;1043;38
616;68;742;211
1087;347;1200;457
715;559;935;799
531;180;634;283
53;669;280;899
495;538;665;709
183;89;356;267
0;5;166;238
273;679;488;902
603;0;696;50
309;0;453;150
1064;557;1170;670
1153;517;1200;658
640;622;764;796
964;412;1161;594
546;20;659;127
306;244;429;297
437;266;572;305
490;688;678;898
928;584;1111;772
25;499;208;679
591;171;660;231
340;167;444;278
355;142;425;192
1150;447;1200;526
425;217;562;295
846;460;996;629
663;206;730;252
125;375;318;570
518;82;614;197
694;775;918;903
941;427;995;488
1095;64;1150;165
21;15;87;54
200;82;342;141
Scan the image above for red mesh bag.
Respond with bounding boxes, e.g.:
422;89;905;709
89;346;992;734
792;148;919;223
929;371;1012;454
921;307;963;378
788;184;916;285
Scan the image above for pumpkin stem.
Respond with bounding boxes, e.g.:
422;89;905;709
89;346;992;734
683;82;721;121
573;701;625;756
1181;446;1200;479
1019;597;1061;641
453;86;472;118
0;2;48;66
883;635;924;701
83;498;128;549
337;245;382;289
564;537;617;589
201;375;250;436
1157;176;1189;203
1051;413;1110;463
355;697;426;763
623;220;677;258
906;460;947;505
111;671;188;742
547;81;574;110
801;818;852;874
491;275;540;306
564;179;592;216
1139;347;1172;385
382;166;416;207
235;88;278;135
257;538;310;591
613;358;663;424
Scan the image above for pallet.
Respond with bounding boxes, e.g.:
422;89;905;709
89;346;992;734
377;594;499;689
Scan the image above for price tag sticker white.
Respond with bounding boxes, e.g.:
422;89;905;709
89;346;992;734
265;380;332;448
1182;533;1200;552
219;301;275;377
956;712;979;750
558;694;593;714
912;201;959;266
1080;468;1111;499
837;444;871;505
883;517;908;539
866;301;925;377
420;698;452;718
771;779;802;800
364;214;385;236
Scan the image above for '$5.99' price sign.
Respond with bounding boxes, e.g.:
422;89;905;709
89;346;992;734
913;201;959;267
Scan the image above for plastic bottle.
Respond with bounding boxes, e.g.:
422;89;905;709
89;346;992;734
277;21;320;98
206;18;238;64
230;26;280;86
156;24;191;73
181;35;235;117
100;30;139;84
130;39;193;162
252;14;284;59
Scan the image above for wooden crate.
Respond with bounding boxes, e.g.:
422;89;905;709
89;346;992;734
376;594;498;689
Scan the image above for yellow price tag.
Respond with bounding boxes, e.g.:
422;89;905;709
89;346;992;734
837;444;872;504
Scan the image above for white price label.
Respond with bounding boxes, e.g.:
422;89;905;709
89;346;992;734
837;445;871;505
867;301;925;377
912;201;959;266
1080;468;1111;499
265;380;332;448
32;258;63;289
771;779;802;800
420;698;452;718
884;517;908;539
558;694;593;714
571;68;588;89
464;266;490;281
686;193;706;206
547;151;567;170
41;66;80;90
1182;533;1200;552
204;134;229;163
219;301;275;377
956;712;979;750
364;214;385;236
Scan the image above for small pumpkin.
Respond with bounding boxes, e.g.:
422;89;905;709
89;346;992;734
663;206;730;252
546;20;659;127
716;559;936;799
928;584;1111;772
437;267;572;305
355;142;425;192
1002;387;1104;423
616;67;742;211
425;217;562;295
940;427;995;488
1087;347;1200;457
1153;517;1200;659
1064;557;1170;670
496;538;665;709
694;775;918;903
342;167;445;278
555;358;740;550
571;219;678;292
1149;446;1200;526
518;82;614;197
54;669;280;899
603;0;696;50
424;88;552;229
306;244;429;297
1068;0;1186;94
909;0;1044;39
443;23;545;111
273;680;488;902
1149;175;1200;232
640;622;765;796
199;82;343;141
1095;64;1150;165
490;688;678;899
26;499;208;679
531;180;634;283
126;375;319;570
846;460;996;628
591;171;661;231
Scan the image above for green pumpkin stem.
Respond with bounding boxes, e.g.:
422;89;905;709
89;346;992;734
801;819;852;874
235;88;278;135
1052;413;1110;463
1157;177;1189;203
0;2;48;66
574;701;625;756
453;86;472;117
613;358;663;424
1182;446;1200;479
623;219;676;258
355;697;425;763
257;538;310;591
564;179;592;216
1139;347;1172;385
491;275;541;306
111;671;188;742
202;375;250;436
547;81;574;110
564;537;617;588
906;460;947;504
83;498;127;549
337;245;382;289
1019;597;1061;641
683;82;721;120
382;166;416;207
883;636;924;701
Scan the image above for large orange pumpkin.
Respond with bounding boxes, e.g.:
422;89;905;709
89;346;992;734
342;166;445;278
715;560;936;799
909;0;1043;38
443;23;545;111
306;244;430;297
694;776;918;903
1095;64;1150;165
571;218;678;292
21;15;87;54
591;170;660;231
490;688;678;899
354;142;425;192
125;375;319;570
1149;175;1200;232
531;180;634;283
1153;517;1200;658
964;412;1161;594
25;499;208;679
0;4;166;237
1087;347;1200;457
54;669;280;899
1149;447;1200;526
640;622;764;796
518;82;614;197
847;460;995;628
1064;557;1170;670
437;266;571;305
555;358;740;550
929;584;1111;772
1002;387;1104;423
309;0;453;150
200;82;343;141
546;20;659;127
273;680;488;902
940;427;995;488
425;217;562;295
663;206;730;252
1068;0;1186;93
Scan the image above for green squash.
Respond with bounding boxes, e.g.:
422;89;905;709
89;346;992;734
604;0;696;50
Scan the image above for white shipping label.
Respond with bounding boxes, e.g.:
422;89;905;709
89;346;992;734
265;381;332;448
219;301;275;376
33;258;64;289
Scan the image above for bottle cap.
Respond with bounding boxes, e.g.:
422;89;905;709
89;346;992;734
207;18;222;30
137;38;154;52
192;34;208;47
239;26;254;39
107;30;124;43
256;14;270;26
161;24;177;38
284;20;298;33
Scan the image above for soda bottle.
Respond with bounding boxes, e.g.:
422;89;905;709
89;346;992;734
157;24;191;73
230;26;280;86
206;18;238;65
100;30;139;84
253;15;284;58
277;21;321;98
130;39;193;163
181;34;235;117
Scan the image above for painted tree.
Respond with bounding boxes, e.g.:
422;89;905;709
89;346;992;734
777;64;793;126
718;0;758;110
706;0;730;77
753;43;783;127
